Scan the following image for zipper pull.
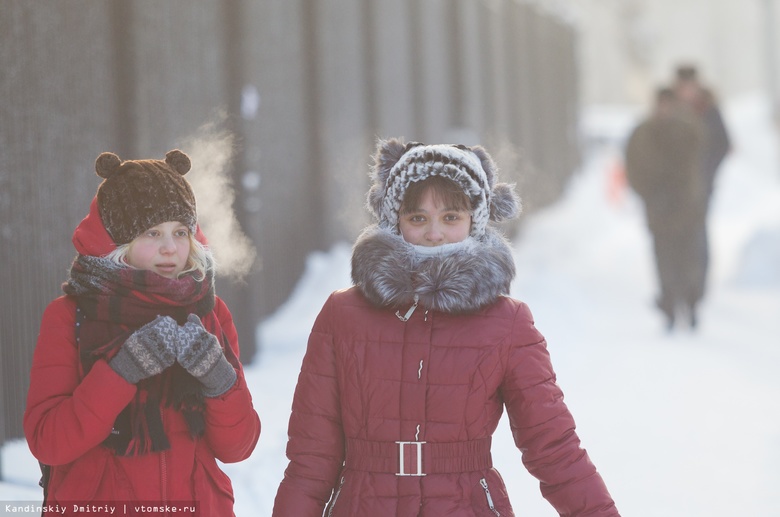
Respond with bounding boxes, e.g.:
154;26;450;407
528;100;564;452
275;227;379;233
480;478;501;516
395;294;419;322
327;476;346;517
418;360;424;379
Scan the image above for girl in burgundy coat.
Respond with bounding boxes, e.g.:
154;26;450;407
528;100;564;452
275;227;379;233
24;150;260;515
273;139;619;516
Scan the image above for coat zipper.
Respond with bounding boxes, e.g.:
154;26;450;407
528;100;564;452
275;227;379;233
395;294;420;321
160;411;168;512
161;450;168;511
327;476;346;517
479;478;501;516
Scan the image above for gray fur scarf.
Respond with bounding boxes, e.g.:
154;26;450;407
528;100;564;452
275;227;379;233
351;224;516;314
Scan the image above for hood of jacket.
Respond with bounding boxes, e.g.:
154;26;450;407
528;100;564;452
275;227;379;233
351;224;515;314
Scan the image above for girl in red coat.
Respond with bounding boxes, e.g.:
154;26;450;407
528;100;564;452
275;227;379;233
24;150;260;515
273;139;619;516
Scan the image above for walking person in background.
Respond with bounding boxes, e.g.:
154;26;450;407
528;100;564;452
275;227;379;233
24;150;260;515
273;139;619;516
625;87;707;330
673;64;732;313
673;64;732;209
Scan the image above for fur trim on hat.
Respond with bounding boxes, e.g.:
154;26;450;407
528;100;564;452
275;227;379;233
95;150;197;245
351;224;516;313
366;138;521;238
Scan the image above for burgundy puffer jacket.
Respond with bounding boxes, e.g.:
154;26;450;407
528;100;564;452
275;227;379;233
273;227;618;516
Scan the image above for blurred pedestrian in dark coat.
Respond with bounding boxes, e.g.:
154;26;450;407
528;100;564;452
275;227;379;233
673;65;732;309
625;87;707;329
674;65;732;207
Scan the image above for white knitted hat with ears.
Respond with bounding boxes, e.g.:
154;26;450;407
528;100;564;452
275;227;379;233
366;138;521;238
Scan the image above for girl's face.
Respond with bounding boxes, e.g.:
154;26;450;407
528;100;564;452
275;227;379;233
399;188;472;246
125;221;191;279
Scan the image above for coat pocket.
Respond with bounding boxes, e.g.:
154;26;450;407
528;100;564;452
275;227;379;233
193;454;235;513
470;470;513;517
479;478;501;516
51;447;132;502
325;475;346;517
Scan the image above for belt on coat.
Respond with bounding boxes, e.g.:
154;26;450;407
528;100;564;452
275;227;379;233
344;436;493;476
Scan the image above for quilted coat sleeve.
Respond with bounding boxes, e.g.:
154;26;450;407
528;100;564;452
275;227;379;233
202;297;261;463
273;294;344;516
502;302;619;516
24;297;137;466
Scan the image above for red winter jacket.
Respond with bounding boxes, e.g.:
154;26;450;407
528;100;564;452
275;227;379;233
273;227;618;516
24;197;260;515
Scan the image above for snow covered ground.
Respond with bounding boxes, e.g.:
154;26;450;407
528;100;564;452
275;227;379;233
3;93;779;516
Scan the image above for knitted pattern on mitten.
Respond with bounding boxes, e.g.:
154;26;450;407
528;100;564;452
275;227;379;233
109;315;178;384
177;314;237;397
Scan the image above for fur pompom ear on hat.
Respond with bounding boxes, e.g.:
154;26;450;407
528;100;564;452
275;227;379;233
367;138;410;219
468;146;497;188
94;149;198;245
95;152;122;179
490;182;522;221
365;138;521;239
466;145;520;220
165;149;191;175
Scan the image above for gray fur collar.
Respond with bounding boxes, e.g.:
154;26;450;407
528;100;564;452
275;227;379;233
351;225;515;314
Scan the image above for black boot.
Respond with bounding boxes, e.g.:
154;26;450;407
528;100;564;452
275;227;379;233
688;303;699;330
656;297;675;332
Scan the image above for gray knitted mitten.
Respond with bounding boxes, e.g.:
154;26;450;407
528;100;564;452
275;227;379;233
109;315;178;384
177;314;237;397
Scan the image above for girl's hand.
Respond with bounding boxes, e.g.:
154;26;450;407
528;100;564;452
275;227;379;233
177;314;237;397
109;315;178;384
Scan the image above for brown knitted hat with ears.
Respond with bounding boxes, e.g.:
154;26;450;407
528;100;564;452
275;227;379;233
95;149;197;245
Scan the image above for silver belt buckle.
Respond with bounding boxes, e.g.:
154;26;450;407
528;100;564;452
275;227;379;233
396;441;426;476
